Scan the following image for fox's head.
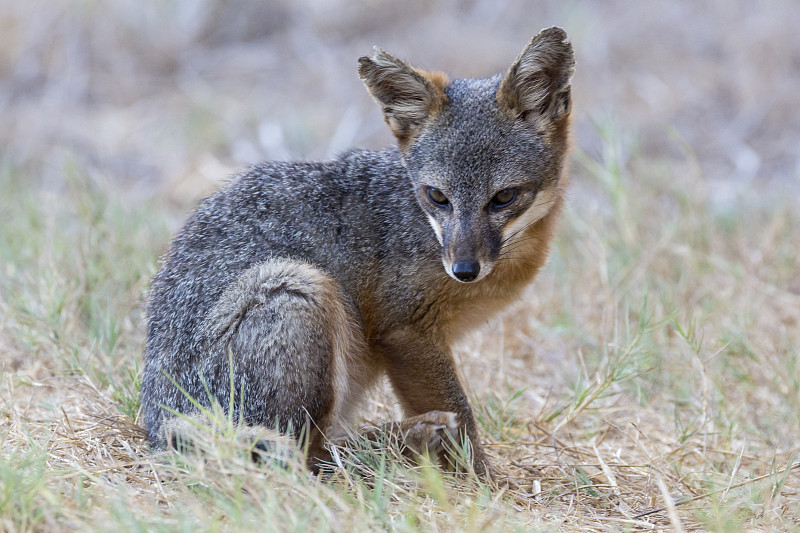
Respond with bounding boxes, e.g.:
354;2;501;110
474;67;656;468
359;28;574;283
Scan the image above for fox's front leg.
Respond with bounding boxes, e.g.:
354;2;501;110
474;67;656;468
381;328;493;479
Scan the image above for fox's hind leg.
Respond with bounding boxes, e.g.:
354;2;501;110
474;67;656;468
194;258;373;466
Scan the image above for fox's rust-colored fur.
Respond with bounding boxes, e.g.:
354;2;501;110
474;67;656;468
142;27;575;479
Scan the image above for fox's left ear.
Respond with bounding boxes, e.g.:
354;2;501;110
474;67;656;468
358;48;449;150
498;27;575;126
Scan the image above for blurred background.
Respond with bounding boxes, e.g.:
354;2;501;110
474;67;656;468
2;0;798;212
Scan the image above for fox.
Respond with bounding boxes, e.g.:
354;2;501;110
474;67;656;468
141;27;575;479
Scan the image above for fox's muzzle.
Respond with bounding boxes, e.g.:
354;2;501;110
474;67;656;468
441;214;496;283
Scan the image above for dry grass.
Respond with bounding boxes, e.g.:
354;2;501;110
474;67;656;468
2;1;799;531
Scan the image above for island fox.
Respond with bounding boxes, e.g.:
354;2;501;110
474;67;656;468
142;27;575;478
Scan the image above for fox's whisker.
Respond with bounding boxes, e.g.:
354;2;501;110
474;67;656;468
499;198;558;247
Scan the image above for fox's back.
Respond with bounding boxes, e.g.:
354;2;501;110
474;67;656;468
144;149;442;364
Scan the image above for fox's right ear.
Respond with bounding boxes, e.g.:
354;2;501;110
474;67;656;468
358;49;449;150
498;27;575;128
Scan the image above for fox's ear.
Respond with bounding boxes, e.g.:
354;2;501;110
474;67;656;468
358;48;448;149
497;27;575;126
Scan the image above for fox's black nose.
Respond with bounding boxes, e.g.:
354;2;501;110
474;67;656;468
452;261;480;282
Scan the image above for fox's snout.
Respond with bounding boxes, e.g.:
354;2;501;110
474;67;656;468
440;223;496;284
436;216;495;283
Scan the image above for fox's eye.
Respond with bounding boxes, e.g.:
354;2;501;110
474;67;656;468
426;187;449;207
490;188;517;208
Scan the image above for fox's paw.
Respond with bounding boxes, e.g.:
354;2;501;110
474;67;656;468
400;411;459;458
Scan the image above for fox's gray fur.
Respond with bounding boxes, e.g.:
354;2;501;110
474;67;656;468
142;27;575;478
